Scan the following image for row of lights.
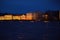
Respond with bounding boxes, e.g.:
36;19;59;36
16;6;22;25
0;13;36;21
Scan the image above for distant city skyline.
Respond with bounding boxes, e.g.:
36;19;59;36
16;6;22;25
0;10;59;21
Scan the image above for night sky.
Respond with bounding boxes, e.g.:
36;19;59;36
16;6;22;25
0;0;60;13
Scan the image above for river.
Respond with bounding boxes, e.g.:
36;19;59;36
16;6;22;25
0;21;60;40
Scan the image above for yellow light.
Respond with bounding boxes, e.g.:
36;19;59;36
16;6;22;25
13;16;20;20
4;15;12;20
0;16;5;20
20;15;26;20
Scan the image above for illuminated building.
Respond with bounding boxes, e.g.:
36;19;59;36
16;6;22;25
32;12;41;21
20;14;26;20
42;13;49;21
32;13;38;20
0;11;59;21
44;14;48;20
4;15;13;20
44;10;59;21
0;12;41;21
0;16;4;20
13;15;20;20
26;13;33;20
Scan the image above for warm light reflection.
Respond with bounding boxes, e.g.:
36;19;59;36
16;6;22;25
44;21;49;23
30;21;34;22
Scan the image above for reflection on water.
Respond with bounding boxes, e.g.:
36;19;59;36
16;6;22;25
0;21;60;40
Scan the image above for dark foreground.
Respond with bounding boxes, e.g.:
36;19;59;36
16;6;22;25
0;21;60;40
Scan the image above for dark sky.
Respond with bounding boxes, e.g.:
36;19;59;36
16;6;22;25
0;0;60;14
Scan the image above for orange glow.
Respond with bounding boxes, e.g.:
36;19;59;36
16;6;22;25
0;13;37;21
4;15;12;20
44;14;48;21
20;15;26;20
26;13;33;20
0;16;4;20
32;13;37;20
45;14;48;19
13;16;20;20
